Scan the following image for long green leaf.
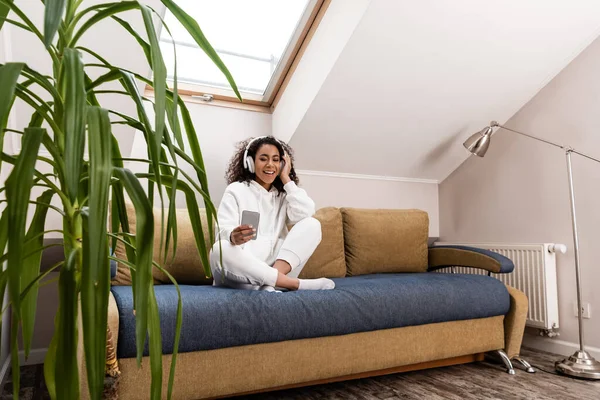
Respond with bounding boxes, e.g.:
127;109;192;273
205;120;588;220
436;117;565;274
10;313;19;398
21;190;54;358
65;0;77;23
84;73;100;106
0;63;24;171
0;0;13;31
0;64;24;128
111;180;135;260
0;202;7;254
5;127;43;398
82;106;112;400
63;48;86;202
78;163;89;211
43;0;66;47
0;270;6;337
110;133;125;252
160;0;241;100
55;248;80;399
113;167;154;366
110;162;138;308
160;148;178;265
0;211;7;345
148;285;162;400
140;4;167;259
165;95;184;153
44;306;59;399
153;264;182;400
6;127;43;317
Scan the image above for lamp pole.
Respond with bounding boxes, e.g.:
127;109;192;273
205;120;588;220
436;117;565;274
565;150;584;352
465;121;600;379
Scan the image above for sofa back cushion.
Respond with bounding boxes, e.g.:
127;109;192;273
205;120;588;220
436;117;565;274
112;203;213;285
341;208;429;275
297;207;346;279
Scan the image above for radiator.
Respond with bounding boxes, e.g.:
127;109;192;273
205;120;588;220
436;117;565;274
433;242;564;331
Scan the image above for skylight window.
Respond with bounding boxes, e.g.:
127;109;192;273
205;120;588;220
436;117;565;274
159;0;324;105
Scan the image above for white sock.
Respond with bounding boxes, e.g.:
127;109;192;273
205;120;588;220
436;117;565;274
259;285;282;293
298;278;335;291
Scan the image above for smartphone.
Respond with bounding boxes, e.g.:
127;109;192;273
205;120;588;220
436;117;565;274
241;210;260;240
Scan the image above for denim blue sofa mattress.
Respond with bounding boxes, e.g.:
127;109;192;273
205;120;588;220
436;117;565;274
111;273;510;358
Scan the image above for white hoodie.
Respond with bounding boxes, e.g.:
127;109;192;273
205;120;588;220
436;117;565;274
215;180;316;263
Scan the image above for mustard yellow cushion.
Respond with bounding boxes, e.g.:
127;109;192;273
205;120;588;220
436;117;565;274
112;203;213;285
341;208;429;276
298;207;346;279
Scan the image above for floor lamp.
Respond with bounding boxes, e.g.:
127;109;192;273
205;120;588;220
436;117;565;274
463;121;600;380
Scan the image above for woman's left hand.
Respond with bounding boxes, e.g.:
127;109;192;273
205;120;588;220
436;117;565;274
280;152;292;180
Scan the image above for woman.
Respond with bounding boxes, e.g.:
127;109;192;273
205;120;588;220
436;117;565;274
209;136;335;292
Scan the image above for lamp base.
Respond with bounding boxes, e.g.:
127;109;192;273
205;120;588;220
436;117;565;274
555;351;600;379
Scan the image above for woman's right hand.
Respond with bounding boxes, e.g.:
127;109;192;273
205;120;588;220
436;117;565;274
229;224;256;245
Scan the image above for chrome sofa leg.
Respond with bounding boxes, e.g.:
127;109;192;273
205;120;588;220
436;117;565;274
495;350;516;375
512;356;535;373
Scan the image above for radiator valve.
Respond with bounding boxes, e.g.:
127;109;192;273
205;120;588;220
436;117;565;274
539;328;560;338
548;243;567;254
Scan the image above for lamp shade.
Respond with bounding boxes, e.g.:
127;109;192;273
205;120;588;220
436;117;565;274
463;126;493;157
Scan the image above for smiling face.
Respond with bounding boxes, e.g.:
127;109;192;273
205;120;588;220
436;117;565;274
253;144;282;190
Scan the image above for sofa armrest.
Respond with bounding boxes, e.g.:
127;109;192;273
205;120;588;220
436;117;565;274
428;245;514;274
504;286;528;358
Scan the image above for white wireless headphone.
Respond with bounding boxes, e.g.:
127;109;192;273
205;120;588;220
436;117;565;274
243;136;286;173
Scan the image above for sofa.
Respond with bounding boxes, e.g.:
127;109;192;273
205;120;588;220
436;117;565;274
86;206;528;399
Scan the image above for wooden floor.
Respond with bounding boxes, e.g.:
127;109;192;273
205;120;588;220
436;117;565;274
2;347;599;399
238;348;600;400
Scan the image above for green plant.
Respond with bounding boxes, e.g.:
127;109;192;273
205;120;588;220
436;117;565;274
0;1;238;398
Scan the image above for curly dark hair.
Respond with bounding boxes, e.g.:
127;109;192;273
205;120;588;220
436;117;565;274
225;136;299;194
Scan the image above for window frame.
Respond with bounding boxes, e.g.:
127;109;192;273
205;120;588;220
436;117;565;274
145;0;331;113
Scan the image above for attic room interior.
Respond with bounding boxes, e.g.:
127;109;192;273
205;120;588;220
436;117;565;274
0;0;599;399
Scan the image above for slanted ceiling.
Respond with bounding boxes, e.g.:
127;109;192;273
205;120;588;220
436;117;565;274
288;0;600;182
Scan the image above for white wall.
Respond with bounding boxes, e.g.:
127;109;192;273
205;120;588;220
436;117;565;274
272;0;371;143
297;173;439;236
131;100;442;236
286;0;600;181
440;36;600;357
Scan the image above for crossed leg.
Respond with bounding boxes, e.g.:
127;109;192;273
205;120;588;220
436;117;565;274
210;218;334;291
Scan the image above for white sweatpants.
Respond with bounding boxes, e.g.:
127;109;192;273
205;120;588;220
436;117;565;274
210;217;322;290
